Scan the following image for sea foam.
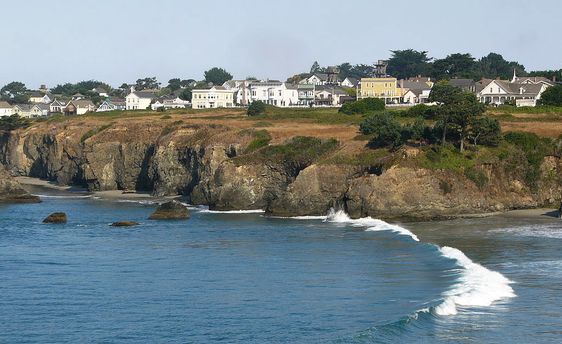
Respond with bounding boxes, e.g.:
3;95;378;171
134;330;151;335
324;208;515;316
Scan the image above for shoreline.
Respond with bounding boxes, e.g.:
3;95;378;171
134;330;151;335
16;176;560;220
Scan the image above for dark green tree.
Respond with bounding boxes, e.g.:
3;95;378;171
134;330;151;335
360;112;403;148
449;92;486;151
429;82;463;145
431;53;478;80
167;78;182;92
0;114;31;131
310;61;321;74
386;49;431;79
470;116;501;147
1;82;29;104
179;88;192;101
478;52;525;79
539;85;562;106
135;77;160;91
204;67;233;85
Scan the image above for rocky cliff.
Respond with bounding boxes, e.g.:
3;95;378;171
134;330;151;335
0;166;40;203
0;118;560;220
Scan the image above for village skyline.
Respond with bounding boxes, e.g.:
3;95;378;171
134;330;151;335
1;0;561;87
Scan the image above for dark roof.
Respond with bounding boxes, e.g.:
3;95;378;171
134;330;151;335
132;91;157;98
315;85;348;95
448;79;475;88
401;80;431;90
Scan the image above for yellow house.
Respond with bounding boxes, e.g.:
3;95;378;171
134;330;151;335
358;77;402;103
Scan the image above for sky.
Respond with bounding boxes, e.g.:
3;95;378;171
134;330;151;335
1;0;560;89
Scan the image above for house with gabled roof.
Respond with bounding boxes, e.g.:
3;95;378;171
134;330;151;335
28;91;52;104
64;100;95;115
50;99;67;113
97;98;126;112
29;103;50;117
477;79;548;107
0;101;14;117
341;77;358;88
125;90;157;110
13;104;33;118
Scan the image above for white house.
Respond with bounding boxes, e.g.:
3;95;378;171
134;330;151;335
246;81;299;107
0;101;14;117
13;104;33;118
151;96;191;110
126;91;156;110
477;79;548;107
29;104;50;117
191;86;236;109
97;98;126;112
50;99;67;113
64;100;95;115
28;91;52;104
92;87;109;97
314;86;349;106
341;77;358;88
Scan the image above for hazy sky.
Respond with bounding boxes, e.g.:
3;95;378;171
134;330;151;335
1;0;560;88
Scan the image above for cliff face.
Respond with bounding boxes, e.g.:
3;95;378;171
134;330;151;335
0;166;40;203
1;120;560;219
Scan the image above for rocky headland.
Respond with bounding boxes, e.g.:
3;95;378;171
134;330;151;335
0;112;560;220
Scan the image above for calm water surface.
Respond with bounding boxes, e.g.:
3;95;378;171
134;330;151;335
0;192;561;343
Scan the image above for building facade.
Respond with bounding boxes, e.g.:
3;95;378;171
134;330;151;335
191;86;235;109
358;77;401;103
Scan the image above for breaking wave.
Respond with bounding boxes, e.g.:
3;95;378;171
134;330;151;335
324;209;515;316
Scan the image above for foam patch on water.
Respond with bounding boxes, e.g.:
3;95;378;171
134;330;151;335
198;209;265;214
323;208;515;316
490;223;562;239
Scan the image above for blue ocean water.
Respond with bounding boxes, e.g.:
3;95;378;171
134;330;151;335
1;192;561;343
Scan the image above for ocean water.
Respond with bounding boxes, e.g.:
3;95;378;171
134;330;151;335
0;191;561;343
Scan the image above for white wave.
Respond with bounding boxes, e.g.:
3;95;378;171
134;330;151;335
325;209;419;242
323;208;515;316
198;209;265;214
434;246;516;315
36;194;92;199
268;215;328;220
116;199;158;205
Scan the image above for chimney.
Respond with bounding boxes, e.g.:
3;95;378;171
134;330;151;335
400;79;404;89
553;76;557;83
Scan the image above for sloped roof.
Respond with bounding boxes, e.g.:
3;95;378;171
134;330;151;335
401;80;431;90
72;99;95;107
0;101;11;108
132;91;157;99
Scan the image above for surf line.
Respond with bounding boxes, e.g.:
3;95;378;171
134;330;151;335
324;209;516;316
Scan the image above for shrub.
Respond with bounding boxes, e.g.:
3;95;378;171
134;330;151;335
360;112;403;148
80;124;112;143
404;104;437;119
464;167;489;189
0;114;31;131
339;98;385;115
247;101;267;116
246;130;271;152
504;131;555;189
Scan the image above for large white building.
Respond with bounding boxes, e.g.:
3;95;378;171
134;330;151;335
191;86;236;109
126;90;156;110
247;81;298;107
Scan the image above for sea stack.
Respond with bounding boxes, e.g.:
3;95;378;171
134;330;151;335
148;200;190;220
43;212;68;224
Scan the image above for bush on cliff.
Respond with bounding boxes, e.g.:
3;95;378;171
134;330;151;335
0;114;31;131
247;101;267;116
339;98;385;115
238;136;338;176
360;112;403;148
246;130;272;152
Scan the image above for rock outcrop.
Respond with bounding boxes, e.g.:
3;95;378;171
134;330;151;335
43;212;67;224
0;166;40;203
149;200;190;220
110;221;140;227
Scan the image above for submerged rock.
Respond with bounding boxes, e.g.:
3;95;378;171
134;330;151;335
110;221;140;227
148;200;190;220
43;212;67;224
